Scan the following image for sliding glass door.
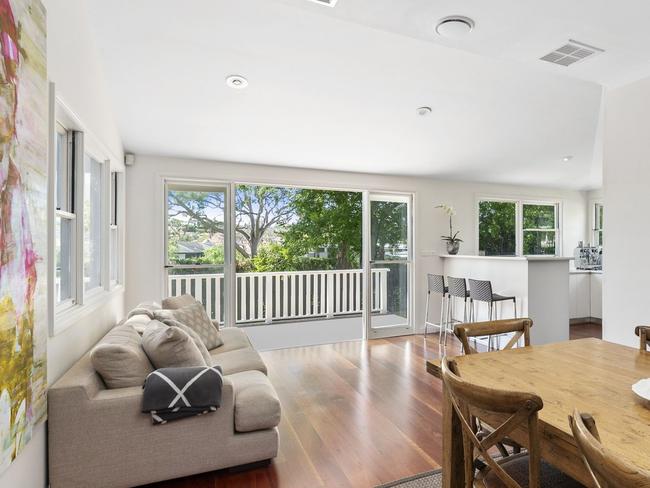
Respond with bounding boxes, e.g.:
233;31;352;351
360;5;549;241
162;181;412;343
365;193;412;338
164;181;230;325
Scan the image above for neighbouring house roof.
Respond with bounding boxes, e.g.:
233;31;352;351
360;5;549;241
175;241;210;254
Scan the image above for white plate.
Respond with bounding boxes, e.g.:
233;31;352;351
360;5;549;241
632;378;650;402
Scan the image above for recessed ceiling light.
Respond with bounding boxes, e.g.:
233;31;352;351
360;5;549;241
226;75;248;89
563;155;573;162
417;106;432;116
435;16;475;39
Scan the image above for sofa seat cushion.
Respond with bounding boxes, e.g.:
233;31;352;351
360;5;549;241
211;327;254;355
90;324;154;388
210;348;267;375
230;371;281;432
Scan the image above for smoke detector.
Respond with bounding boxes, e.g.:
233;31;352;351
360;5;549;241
416;106;432;116
436;16;475;39
540;40;604;67
306;0;339;7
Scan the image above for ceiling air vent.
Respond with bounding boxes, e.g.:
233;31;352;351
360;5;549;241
540;40;604;67
306;0;339;6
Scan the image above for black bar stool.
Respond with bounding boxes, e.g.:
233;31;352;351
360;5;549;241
446;276;471;343
468;278;517;349
424;274;447;337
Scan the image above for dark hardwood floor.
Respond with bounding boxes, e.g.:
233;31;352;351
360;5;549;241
144;324;602;488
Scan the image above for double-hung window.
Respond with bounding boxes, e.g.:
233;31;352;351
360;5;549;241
593;202;603;246
54;124;76;306
522;203;558;255
109;171;120;286
83;154;105;293
478;198;560;256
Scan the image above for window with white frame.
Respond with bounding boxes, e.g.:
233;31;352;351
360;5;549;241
522;203;558;255
83;154;105;293
478;198;560;256
110;171;120;285
54;123;76;306
593;202;603;246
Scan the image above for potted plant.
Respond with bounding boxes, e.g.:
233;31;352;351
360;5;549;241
435;204;463;255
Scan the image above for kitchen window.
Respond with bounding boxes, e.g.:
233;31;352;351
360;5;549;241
478;200;517;256
522;203;558;255
478;198;560;256
593;202;603;246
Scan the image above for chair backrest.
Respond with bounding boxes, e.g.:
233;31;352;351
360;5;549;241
569;409;650;488
454;318;533;354
469;278;493;302
441;357;544;488
635;326;650;352
427;274;446;295
447;276;467;299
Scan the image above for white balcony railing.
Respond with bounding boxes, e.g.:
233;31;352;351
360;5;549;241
168;268;389;325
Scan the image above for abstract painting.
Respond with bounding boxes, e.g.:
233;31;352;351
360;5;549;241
0;0;47;474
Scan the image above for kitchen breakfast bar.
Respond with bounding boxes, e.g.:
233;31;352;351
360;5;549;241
440;254;571;344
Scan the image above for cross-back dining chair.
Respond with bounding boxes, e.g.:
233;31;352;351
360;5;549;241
440;357;583;488
454;318;533;355
569;409;650;488
635;326;650;351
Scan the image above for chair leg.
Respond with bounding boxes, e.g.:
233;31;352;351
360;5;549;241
439;293;446;338
424;292;430;337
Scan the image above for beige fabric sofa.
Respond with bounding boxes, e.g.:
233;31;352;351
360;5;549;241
48;326;280;488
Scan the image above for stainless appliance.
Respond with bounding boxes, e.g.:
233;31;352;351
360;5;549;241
574;242;602;270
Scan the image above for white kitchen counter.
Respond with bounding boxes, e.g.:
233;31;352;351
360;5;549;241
440;254;570;345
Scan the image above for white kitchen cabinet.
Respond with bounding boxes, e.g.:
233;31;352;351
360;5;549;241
569;271;603;320
590;273;603;319
569;273;591;319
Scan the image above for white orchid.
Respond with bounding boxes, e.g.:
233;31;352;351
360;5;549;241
435;203;462;244
435;203;456;217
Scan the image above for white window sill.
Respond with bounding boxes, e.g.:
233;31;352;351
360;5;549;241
51;285;124;337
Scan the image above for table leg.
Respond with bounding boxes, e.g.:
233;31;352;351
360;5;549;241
442;381;465;488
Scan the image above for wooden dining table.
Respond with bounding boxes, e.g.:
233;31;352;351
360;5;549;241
426;338;650;488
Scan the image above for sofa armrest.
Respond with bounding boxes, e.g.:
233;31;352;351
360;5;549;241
49;376;236;487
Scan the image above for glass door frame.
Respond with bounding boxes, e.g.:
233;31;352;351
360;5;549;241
363;191;414;339
163;178;235;327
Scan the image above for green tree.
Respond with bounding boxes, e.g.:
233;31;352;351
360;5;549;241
167;185;296;259
281;190;362;269
479;201;516;256
370;201;408;261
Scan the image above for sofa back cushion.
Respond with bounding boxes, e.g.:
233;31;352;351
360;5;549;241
90;324;154;389
162;294;197;310
155;302;223;350
142;320;207;369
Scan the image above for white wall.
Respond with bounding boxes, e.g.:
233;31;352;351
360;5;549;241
0;1;124;486
601;75;650;346
125;155;589;337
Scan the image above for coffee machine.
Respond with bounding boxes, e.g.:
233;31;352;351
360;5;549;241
574;241;602;270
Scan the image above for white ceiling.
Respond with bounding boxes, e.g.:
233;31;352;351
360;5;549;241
84;0;635;190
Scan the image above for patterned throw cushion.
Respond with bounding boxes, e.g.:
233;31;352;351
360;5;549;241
141;320;207;369
155;302;223;350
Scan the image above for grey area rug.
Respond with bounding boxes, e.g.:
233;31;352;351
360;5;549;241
376;469;442;488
